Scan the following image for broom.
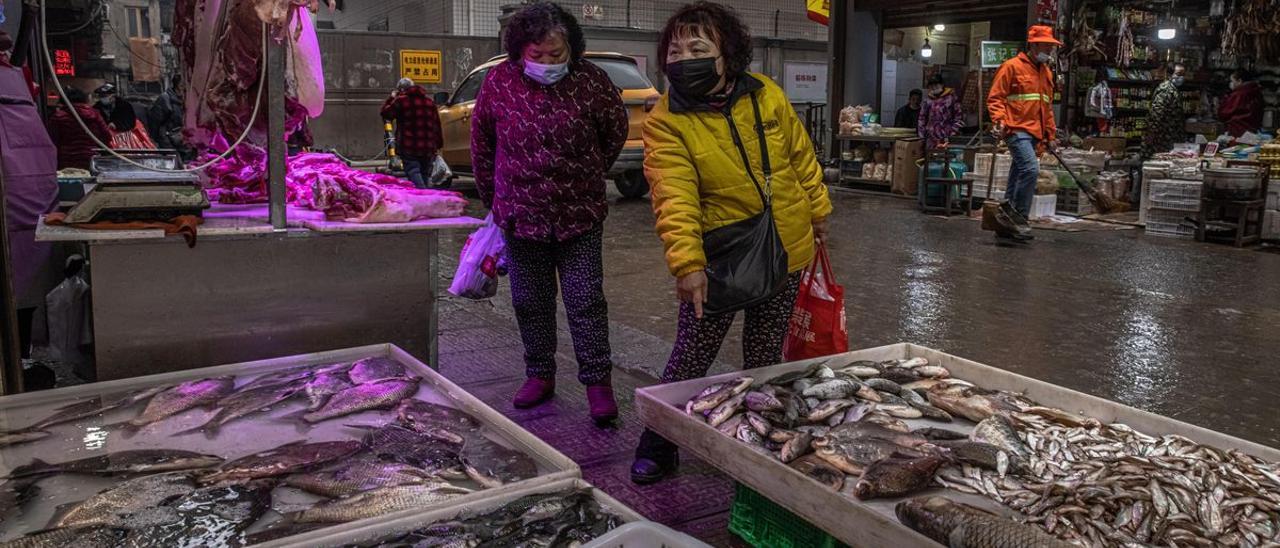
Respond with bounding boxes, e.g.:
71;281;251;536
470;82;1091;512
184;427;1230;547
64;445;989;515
1048;148;1129;214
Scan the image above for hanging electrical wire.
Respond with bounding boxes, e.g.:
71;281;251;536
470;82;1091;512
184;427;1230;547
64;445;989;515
47;0;104;36
39;0;269;174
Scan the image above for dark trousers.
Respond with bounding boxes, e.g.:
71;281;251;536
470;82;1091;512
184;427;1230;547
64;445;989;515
402;154;427;188
504;227;613;386
637;271;803;460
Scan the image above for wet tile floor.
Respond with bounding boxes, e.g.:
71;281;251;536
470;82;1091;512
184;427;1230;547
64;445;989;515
433;187;1280;546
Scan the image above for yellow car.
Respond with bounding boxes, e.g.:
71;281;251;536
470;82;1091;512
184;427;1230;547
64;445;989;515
434;52;659;198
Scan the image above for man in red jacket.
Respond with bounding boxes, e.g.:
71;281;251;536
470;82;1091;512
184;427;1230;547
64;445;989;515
381;78;443;188
1218;69;1263;138
47;87;113;170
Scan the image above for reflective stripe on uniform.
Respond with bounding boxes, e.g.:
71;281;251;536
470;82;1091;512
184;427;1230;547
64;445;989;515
1006;93;1051;102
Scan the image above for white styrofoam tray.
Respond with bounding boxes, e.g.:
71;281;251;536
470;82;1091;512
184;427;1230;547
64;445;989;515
263;478;646;548
0;344;579;542
635;343;1280;548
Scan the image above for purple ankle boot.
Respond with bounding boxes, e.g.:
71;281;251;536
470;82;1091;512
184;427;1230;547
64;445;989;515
587;384;618;426
512;378;555;409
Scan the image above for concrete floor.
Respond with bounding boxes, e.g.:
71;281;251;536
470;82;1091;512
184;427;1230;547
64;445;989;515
434;187;1280;544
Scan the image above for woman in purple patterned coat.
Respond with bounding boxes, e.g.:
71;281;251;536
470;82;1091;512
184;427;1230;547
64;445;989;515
471;1;629;425
918;74;966;149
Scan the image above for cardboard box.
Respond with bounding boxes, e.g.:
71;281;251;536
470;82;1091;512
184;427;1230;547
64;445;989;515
1082;137;1127;157
891;137;924;195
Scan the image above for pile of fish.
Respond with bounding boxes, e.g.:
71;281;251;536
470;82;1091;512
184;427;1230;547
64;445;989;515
351;488;626;547
682;355;1280;548
935;413;1280;547
0;358;542;547
682;357;1032;499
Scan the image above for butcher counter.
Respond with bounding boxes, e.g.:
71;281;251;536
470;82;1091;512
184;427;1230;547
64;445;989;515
35;202;482;381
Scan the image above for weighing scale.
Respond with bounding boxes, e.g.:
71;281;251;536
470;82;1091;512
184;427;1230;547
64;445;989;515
63;150;210;224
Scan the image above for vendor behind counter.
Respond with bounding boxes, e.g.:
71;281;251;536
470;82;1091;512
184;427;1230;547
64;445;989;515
1219;69;1264;139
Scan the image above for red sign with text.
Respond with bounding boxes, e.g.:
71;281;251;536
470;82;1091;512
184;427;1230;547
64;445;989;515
54;49;74;76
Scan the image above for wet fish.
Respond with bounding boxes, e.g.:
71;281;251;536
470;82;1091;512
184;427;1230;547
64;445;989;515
842;401;877;424
0;430;50;448
862;413;911;432
708;392;747;427
304;371;354;411
691;377;753;413
971;414;1032;463
855;384;882;402
744;391;784;413
878;403;924;419
0;479;39;525
284;458;438;498
123;377;235;430
879;367;924;384
302;377;421;424
840;361;884;378
780;433;813;463
813;436;925;475
891;357;930;369
9;449;223;479
827;421;929;448
0;526;125;548
913;365;951;379
121;481;273;548
460;435;537;488
895;496;1074;548
807;399;856;422
901;379;945;392
396;399;481;444
176;382;302;437
109;384;173;407
745;411;772;437
863;378;903;394
290;482;473;523
853;453;947;499
913;427;968;441
348;356;408;384
236;367;315;392
790;454;845;490
926;384;1024;422
15;397;126;432
201;440;363;484
50;472;195;529
735;423;765;445
715;414;745;437
938;441;1029;476
768;366;818;386
1018;406;1098;428
803;378;860;400
358;423;468;480
769;429;800;443
910;401;953;422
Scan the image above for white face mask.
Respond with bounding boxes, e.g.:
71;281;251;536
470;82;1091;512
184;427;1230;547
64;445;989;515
524;60;569;85
1035;52;1052;64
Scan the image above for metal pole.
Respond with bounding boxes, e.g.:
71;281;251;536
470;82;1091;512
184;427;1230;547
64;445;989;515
626;0;631;29
0;154;21;395
266;33;287;230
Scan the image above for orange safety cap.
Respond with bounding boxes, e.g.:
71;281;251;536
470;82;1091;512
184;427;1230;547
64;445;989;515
1026;25;1062;46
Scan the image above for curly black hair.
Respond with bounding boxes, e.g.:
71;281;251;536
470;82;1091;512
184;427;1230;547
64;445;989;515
503;2;585;62
657;2;753;77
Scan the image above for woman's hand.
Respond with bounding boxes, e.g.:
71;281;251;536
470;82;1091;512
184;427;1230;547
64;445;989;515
677;270;708;319
812;217;829;244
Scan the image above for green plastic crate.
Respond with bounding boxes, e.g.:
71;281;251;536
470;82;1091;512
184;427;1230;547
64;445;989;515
727;483;849;548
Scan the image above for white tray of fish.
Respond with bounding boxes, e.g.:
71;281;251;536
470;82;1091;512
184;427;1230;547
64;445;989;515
635;343;1280;548
260;478;654;548
0;344;579;546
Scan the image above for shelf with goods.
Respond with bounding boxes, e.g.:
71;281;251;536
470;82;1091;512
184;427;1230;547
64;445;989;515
835;133;921;190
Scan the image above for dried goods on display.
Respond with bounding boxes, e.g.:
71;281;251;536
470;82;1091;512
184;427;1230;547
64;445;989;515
1222;0;1280;63
681;356;1280;547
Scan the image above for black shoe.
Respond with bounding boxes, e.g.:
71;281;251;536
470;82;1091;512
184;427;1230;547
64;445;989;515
998;200;1032;227
630;453;680;485
993;205;1034;241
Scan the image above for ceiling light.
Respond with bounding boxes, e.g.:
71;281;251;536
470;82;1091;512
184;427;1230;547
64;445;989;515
921;39;933;58
1157;27;1176;40
934;24;945;31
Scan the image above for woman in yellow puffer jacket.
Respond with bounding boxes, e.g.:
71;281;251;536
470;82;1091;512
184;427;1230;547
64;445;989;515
631;1;833;485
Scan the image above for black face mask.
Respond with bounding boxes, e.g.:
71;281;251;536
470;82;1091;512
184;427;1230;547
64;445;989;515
667;57;721;99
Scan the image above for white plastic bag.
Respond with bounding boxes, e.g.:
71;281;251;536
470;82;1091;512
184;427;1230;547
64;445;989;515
429;155;453;186
448;213;505;300
45;269;92;371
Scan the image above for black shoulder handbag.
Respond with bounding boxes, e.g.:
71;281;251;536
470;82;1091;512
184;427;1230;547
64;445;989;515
701;92;789;316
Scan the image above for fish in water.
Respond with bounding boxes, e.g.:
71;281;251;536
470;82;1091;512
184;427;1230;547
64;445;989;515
14;397;126;433
49;472;196;529
121;481;274;548
0;431;50;449
301;377;421;424
789;454;845;491
460;435;538;488
201;440;363;484
290;483;473;523
284;458;438;498
122;377;236;430
8;449;223;479
0;526;125;548
354;423;466;480
396;399;481;444
236;367;315;392
348;356;407;384
304;371;354;411
853;453;947;499
175;382;302;438
971;414;1033;463
895;496;1074;548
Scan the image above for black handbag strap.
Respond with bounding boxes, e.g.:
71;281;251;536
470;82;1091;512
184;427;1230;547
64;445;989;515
724;91;772;207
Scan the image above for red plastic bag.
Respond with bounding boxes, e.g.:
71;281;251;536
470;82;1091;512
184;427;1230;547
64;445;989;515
783;242;848;361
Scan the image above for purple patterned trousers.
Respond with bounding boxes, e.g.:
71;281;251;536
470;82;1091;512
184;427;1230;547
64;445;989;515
503;227;613;386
